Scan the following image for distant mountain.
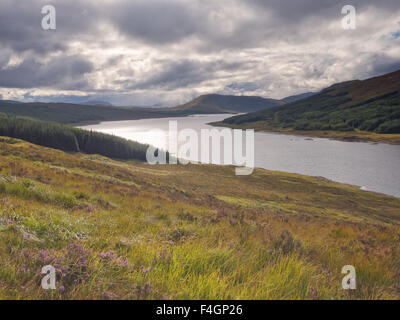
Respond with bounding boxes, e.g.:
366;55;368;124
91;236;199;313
0;92;319;125
0;101;190;124
0;98;239;125
280;92;317;104
132;103;167;109
222;69;400;134
0;100;22;104
82;100;113;106
170;94;282;114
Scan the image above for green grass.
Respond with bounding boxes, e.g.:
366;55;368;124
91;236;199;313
0;137;400;300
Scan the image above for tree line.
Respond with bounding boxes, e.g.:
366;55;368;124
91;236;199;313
224;91;400;134
0;114;155;161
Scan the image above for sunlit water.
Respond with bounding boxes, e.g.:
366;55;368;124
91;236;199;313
80;114;400;198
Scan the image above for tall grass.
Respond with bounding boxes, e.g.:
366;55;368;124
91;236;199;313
0;138;399;299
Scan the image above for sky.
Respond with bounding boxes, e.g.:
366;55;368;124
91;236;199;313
0;0;399;107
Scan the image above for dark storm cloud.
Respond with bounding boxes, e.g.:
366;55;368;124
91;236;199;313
132;59;245;90
1;0;399;54
193;0;400;51
0;0;63;54
0;55;93;89
0;0;399;104
249;0;400;21
0;1;96;90
0;0;99;55
0;48;13;68
107;0;202;45
97;0;400;54
359;53;400;78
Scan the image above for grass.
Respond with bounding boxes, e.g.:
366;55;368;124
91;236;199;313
0;137;400;300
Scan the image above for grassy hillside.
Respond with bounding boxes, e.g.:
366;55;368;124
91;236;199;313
170;94;282;113
219;70;400;142
0;138;400;299
280;92;316;104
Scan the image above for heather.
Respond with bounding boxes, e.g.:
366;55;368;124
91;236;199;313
0;137;400;299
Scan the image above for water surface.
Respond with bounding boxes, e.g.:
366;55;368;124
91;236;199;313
80;114;400;198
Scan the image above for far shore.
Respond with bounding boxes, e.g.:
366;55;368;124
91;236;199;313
210;121;400;145
74;113;400;145
72;112;237;127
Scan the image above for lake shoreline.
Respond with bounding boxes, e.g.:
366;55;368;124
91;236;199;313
79;114;400;198
70;112;237;127
210;121;400;145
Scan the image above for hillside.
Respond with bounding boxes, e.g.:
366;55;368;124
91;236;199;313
219;70;400;141
170;94;282;113
1;137;400;299
81;100;113;106
280;92;317;104
0;94;281;125
0;101;192;125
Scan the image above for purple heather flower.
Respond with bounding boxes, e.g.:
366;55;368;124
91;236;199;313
60;286;65;292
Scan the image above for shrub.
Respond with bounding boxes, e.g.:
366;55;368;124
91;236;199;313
359;118;385;131
376;119;400;134
272;230;301;255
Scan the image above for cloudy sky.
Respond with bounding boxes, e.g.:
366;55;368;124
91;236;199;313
0;0;399;106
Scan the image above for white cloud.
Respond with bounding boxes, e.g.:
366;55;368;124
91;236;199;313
0;0;399;105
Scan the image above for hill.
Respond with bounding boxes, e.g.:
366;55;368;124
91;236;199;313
0;137;400;299
0;100;21;104
81;100;113;106
0;94;284;125
219;70;400;141
170;94;282;113
0;101;212;125
280;92;317;104
0;101;180;125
